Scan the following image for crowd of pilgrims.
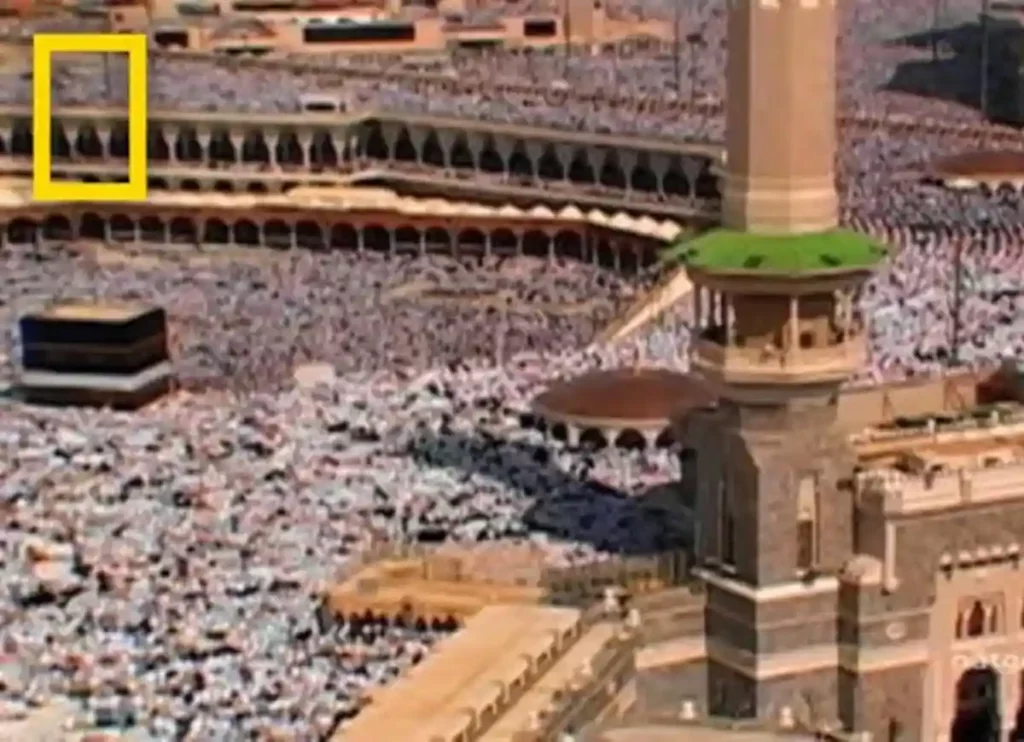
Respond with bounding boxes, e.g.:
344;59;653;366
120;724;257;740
1;0;1024;738
1;220;1024;737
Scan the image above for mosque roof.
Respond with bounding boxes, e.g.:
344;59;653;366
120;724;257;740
531;367;713;430
932;150;1024;190
933;150;1024;177
0;178;688;242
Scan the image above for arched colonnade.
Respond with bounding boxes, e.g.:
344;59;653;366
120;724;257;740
3;209;660;273
3;116;722;200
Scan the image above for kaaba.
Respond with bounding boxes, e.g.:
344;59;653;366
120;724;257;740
16;301;174;409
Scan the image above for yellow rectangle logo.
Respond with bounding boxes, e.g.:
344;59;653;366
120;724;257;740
33;33;148;202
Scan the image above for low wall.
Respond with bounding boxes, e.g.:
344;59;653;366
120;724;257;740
838;367;1001;430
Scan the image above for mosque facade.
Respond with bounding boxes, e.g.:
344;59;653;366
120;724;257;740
641;0;1024;738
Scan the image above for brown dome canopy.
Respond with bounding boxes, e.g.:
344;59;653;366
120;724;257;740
931;150;1024;186
531;367;714;430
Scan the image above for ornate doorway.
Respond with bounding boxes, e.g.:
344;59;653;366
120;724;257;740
950;666;1000;742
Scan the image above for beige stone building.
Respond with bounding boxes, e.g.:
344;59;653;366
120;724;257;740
105;0;669;56
634;0;1024;738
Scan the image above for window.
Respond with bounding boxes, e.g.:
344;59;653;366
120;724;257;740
232;0;296;9
303;22;416;44
965;600;987;637
796;474;819;571
153;30;190;48
523;18;557;38
956;597;1001;638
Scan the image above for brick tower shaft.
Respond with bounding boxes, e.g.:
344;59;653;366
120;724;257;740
723;0;838;234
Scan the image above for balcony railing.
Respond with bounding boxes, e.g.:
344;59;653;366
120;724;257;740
692;332;866;384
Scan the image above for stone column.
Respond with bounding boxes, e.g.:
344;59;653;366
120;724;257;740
725;294;735;346
789;295;800;355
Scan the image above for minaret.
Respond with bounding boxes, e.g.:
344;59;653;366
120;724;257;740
722;0;839;234
672;0;886;723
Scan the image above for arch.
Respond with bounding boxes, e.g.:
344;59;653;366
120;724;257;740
599;151;627;189
553;230;584;261
202;218;230;245
578;428;608;450
329;223;358;250
615;429;648;450
631;155;658;192
11;120;31;157
694;159;720;200
362;224;390;252
490;228;518;255
174;128;203;163
363;122;388;160
169;216;198;244
620;247;639;276
958;597;1003;638
240;131;271;165
522;230;550;259
663;162;690;197
424;227;451;252
42;214;72;241
449;134;474;170
109;213;136;241
147;126;171;162
109;123;130;159
394;225;421;252
421;130;445;168
138;216;166;243
275;131;304;168
7;217;37;244
51;124;71;160
393;127;417;162
233;219;260;246
568;150;596;184
264;219;292;249
655;428;676;448
508;143;532;180
295;220;325;250
457;228;486;255
208;129;236;165
951;666;1000;742
80;212;106;241
478;136;503;173
181;179;201;192
537;146;564;181
214;181;234;193
309;130;338;169
148;177;169;191
75;125;103;159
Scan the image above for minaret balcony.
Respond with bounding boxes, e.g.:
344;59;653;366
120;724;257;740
692;328;867;386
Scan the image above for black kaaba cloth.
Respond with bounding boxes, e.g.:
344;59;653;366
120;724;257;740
17;301;173;409
20;302;169;376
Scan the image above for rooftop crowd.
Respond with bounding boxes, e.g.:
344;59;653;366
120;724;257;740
2;0;1024;737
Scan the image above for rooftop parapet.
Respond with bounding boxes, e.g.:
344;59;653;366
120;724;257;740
856;456;1024;516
